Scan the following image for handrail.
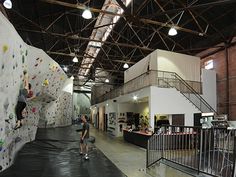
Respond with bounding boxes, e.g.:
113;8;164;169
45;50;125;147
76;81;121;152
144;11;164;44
172;72;217;114
92;70;216;115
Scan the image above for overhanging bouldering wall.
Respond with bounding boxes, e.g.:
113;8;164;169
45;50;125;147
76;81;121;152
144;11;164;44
0;11;72;171
40;91;72;128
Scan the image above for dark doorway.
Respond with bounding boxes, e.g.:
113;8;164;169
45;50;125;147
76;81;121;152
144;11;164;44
172;114;185;126
104;114;108;132
97;112;99;129
194;113;202;127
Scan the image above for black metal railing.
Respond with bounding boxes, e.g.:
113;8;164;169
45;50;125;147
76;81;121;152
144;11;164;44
92;70;202;104
147;125;236;177
156;70;217;114
92;70;216;115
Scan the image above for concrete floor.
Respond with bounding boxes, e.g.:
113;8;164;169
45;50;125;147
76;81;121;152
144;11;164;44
0;126;126;177
0;124;155;177
89;125;152;177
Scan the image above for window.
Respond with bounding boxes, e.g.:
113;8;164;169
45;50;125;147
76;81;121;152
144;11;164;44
205;59;214;70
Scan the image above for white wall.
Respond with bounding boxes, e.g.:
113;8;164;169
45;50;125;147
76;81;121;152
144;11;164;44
124;51;158;83
150;86;200;127
117;87;150;103
124;49;201;84
118;103;136;113
157;49;200;81
136;102;149;117
201;69;217;110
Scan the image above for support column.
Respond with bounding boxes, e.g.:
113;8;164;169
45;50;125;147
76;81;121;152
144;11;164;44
225;43;230;117
149;87;155;131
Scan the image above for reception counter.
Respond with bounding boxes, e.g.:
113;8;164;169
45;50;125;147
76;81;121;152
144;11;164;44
123;129;152;148
123;129;197;149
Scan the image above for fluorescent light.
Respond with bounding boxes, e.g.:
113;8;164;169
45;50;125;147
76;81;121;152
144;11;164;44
3;0;12;9
63;66;68;72
168;27;177;36
105;78;109;83
82;9;92;19
72;56;78;63
123;63;129;69
133;95;138;100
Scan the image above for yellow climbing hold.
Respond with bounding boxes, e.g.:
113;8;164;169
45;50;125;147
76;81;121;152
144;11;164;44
60;76;64;80
43;79;49;86
3;45;8;53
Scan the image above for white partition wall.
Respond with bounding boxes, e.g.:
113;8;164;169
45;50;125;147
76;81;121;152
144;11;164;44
124;51;158;83
124;49;201;84
149;86;200;126
156;49;201;81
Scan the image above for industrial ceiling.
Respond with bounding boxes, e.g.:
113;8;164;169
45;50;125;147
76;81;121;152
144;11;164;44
2;0;236;89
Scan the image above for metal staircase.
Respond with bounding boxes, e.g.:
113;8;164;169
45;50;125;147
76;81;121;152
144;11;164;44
157;70;217;114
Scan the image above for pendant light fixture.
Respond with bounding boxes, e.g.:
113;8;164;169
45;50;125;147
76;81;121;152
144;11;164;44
168;27;177;36
105;78;109;83
3;0;12;9
63;66;68;72
72;56;78;63
82;9;92;19
123;63;129;69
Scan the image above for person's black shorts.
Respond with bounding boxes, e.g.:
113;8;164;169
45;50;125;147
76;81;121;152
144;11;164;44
80;138;89;144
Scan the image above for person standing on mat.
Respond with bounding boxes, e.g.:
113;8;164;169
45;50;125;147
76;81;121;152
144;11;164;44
80;115;90;160
14;70;29;130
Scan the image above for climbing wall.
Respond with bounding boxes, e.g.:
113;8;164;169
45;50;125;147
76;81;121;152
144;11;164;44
0;12;72;171
42;92;72;128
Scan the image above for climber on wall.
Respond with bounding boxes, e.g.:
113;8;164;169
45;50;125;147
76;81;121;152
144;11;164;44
14;70;29;130
27;83;35;100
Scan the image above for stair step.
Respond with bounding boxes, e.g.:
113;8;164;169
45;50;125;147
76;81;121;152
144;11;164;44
147;159;210;177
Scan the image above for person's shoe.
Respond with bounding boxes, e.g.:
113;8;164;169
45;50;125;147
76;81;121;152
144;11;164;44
84;154;89;160
79;152;83;155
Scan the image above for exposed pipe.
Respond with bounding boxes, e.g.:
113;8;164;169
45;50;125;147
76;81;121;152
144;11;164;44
224;42;230;117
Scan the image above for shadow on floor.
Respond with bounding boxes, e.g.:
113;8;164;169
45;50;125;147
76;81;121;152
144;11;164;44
0;126;126;177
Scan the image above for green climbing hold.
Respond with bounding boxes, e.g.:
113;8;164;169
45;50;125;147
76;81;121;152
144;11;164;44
0;140;4;147
25;50;28;56
9;113;14;119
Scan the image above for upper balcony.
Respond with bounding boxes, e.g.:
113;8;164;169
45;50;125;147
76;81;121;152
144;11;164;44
91;70;202;105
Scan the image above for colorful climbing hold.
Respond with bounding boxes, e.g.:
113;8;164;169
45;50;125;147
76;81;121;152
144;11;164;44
2;45;8;53
9;113;14;119
32;107;36;113
42;79;49;86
